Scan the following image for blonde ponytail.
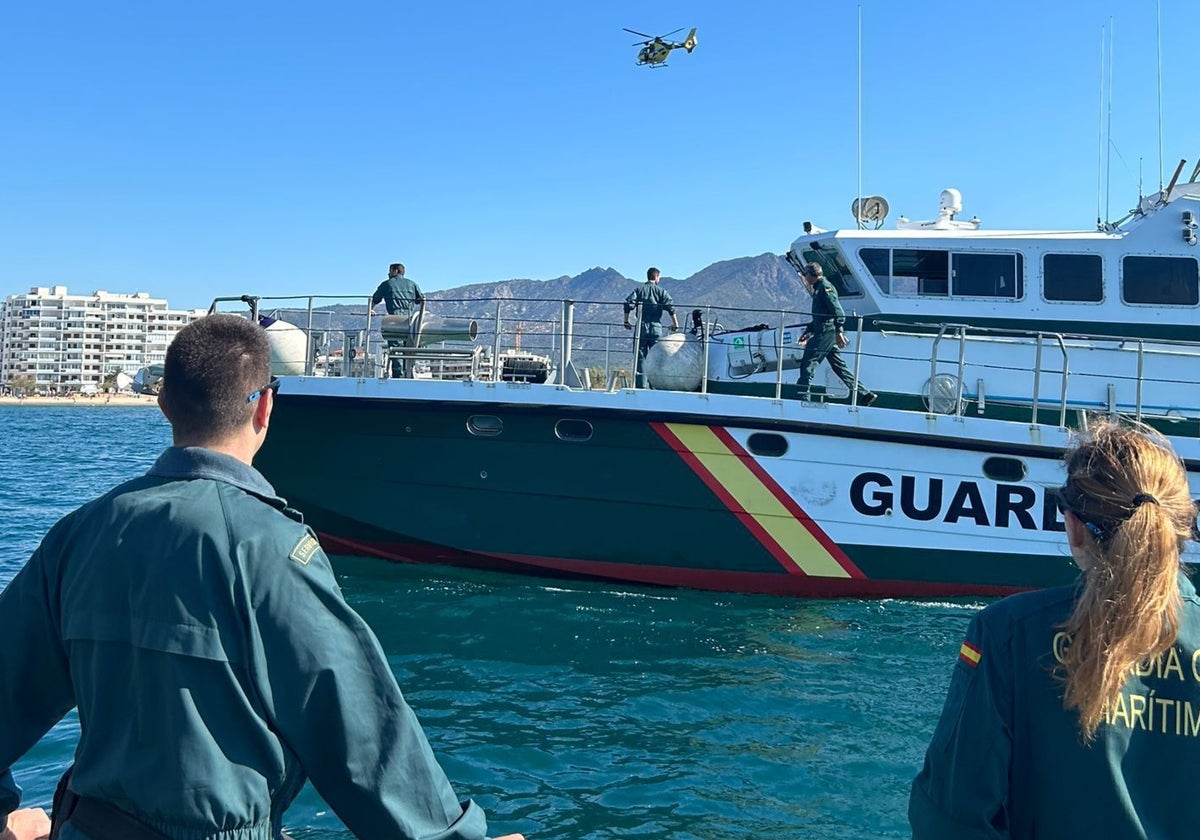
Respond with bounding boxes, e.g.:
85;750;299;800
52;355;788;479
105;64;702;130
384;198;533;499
1057;420;1196;740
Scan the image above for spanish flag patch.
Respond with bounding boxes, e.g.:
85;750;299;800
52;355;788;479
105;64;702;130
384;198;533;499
959;641;982;667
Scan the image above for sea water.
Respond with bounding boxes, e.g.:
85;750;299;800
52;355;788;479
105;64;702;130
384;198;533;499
0;406;985;839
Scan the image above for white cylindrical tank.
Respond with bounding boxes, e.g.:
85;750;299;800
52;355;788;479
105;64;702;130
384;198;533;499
261;317;307;376
644;332;704;391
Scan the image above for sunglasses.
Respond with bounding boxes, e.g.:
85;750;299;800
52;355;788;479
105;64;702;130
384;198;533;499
246;377;280;404
1055;487;1108;541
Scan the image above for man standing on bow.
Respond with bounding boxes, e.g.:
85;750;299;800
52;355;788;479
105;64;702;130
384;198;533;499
370;262;425;378
795;262;877;406
623;267;679;388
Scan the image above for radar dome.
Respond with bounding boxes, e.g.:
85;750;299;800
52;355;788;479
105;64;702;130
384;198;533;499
939;188;963;216
644;332;704;392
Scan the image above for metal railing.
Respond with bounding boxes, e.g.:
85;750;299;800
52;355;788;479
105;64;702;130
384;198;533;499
207;293;1200;434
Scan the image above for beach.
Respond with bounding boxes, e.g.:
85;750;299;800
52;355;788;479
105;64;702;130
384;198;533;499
0;394;159;407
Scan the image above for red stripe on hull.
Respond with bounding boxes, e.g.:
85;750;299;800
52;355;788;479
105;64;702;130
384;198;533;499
316;532;1025;599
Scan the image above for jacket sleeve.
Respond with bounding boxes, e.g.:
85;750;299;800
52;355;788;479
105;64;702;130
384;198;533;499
370;282;384;307
623;289;637;316
0;545;77;826
243;538;487;840
909;611;1013;839
823;283;846;330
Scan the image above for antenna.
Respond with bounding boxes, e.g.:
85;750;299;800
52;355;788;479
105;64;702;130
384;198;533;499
1156;0;1164;194
1096;24;1105;230
856;4;863;231
1105;18;1114;226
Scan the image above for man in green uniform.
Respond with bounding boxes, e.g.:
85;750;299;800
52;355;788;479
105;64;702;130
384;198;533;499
910;571;1200;838
795;262;876;406
370;262;425;378
0;315;523;840
623;266;679;388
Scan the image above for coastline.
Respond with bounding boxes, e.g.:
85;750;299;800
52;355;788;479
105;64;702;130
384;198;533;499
0;395;159;407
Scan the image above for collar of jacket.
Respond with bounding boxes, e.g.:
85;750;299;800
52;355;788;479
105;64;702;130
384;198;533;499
147;446;285;510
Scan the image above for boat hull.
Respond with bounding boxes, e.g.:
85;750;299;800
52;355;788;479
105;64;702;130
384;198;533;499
252;379;1192;598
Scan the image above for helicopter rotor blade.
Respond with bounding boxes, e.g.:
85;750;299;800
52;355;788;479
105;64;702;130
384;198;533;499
622;28;655;39
660;27;685;38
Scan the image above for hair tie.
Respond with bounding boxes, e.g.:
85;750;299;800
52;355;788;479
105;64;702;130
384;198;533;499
1132;493;1159;508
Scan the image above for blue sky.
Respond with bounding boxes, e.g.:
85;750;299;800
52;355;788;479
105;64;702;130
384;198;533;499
2;0;1196;310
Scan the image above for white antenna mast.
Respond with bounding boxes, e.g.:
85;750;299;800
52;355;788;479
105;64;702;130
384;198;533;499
1156;0;1164;195
1096;23;1105;230
856;4;863;230
1105;18;1114;226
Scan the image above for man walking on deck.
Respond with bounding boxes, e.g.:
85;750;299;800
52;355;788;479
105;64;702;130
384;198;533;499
623;266;679;388
370;262;425;378
0;315;522;840
795;262;877;406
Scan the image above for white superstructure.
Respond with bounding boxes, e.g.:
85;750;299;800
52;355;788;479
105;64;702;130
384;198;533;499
0;286;203;392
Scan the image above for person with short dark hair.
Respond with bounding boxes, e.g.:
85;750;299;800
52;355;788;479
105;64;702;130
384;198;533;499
0;314;523;840
794;262;876;406
623;267;679;388
911;419;1200;838
370;263;425;378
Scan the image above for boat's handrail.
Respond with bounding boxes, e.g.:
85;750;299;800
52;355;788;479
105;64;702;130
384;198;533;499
872;318;1200;351
209;292;1197;434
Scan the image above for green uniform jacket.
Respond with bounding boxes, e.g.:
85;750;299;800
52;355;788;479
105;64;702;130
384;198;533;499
623;283;675;334
0;447;488;840
911;571;1200;839
804;278;845;336
371;276;425;316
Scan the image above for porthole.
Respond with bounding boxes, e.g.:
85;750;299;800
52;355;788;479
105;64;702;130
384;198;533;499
983;456;1025;483
747;433;788;457
555;419;593;442
467;415;503;437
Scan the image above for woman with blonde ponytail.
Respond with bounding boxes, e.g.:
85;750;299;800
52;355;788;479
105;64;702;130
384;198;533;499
910;419;1200;839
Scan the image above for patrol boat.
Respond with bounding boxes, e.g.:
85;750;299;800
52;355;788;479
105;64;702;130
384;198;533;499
231;163;1200;599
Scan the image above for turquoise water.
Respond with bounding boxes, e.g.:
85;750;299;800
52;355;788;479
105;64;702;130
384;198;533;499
0;406;986;839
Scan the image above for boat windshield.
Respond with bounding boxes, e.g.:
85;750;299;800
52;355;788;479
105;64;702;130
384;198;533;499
798;246;862;298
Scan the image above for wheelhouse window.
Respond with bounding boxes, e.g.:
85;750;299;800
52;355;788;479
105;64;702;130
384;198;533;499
859;247;1023;299
1122;256;1200;306
894;249;949;296
1044;253;1103;302
861;248;892;293
799;247;863;298
951;253;1022;298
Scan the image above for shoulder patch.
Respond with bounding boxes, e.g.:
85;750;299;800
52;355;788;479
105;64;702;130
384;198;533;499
959;640;982;667
289;534;320;566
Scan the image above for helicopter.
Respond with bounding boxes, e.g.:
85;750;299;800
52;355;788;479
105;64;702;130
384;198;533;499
623;27;697;67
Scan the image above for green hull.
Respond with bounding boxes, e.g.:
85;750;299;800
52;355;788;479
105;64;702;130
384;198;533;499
256;393;1087;598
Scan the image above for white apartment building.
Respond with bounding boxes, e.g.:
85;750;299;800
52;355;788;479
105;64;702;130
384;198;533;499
0;286;204;392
